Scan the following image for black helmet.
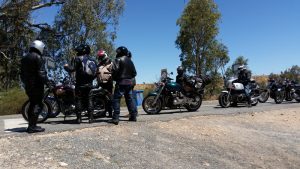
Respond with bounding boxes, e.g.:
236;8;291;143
177;66;184;75
116;46;128;57
127;51;132;58
75;44;90;56
83;44;90;55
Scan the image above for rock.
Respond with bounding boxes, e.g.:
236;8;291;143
133;133;138;136
59;162;68;167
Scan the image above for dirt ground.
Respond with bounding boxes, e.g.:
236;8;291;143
0;108;299;169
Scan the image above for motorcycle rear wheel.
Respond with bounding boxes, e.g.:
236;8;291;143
21;100;51;123
142;95;162;114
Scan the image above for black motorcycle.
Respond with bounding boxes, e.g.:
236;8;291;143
22;74;110;122
142;73;209;114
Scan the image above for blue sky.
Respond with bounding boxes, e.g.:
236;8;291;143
30;0;300;83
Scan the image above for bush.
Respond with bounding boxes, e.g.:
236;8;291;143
0;88;27;116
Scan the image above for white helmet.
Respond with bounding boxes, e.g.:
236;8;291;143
30;40;45;55
238;65;246;71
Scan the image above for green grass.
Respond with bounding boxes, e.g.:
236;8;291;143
0;88;27;116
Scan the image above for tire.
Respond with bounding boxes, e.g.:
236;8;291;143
251;99;259;106
185;94;202;112
21;100;51;123
46;96;60;118
142;95;162;114
219;92;231;108
274;91;284;104
258;91;269;103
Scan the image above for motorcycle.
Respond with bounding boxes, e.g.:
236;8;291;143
218;77;263;108
271;80;300;104
22;73;110;122
142;72;209;114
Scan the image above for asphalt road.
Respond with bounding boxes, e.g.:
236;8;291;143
1;99;300;137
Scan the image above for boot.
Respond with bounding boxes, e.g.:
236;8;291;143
108;118;119;125
88;111;94;123
129;116;137;122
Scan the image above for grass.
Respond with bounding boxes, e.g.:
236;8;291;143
0;88;27;116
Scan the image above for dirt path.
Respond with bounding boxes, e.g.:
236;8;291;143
0;108;299;169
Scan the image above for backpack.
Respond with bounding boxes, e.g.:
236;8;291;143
80;55;97;77
97;62;112;83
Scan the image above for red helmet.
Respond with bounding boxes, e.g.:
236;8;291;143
97;50;108;60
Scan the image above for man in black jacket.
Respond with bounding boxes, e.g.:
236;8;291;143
237;65;252;107
109;46;137;125
20;40;48;133
64;44;96;123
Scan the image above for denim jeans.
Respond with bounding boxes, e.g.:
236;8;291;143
112;84;137;120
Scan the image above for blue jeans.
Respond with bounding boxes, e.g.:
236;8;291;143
112;84;137;120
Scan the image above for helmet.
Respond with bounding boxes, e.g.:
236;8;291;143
97;50;108;61
83;44;90;55
177;66;184;75
75;44;90;56
30;40;45;55
127;51;132;58
116;46;128;57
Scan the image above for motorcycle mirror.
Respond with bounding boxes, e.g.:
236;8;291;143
170;72;173;75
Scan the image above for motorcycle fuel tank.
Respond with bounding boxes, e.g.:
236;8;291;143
166;82;181;92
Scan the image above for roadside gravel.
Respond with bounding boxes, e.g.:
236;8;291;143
0;108;299;169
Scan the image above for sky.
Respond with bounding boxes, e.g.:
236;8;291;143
27;0;300;83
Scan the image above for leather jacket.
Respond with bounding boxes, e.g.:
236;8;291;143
112;55;137;83
237;70;252;85
20;51;48;94
64;56;95;87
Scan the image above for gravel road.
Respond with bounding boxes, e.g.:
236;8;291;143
0;101;299;169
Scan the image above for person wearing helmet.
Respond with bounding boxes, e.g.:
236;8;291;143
109;46;137;125
176;66;188;86
237;65;252;107
64;44;96;123
97;49;113;118
20;40;49;133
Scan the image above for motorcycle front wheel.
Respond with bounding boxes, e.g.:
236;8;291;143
274;91;284;104
21;100;51;123
258;90;270;103
142;95;162;114
185;94;202;112
219;92;231;108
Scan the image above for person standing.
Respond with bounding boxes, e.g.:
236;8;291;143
64;44;97;123
109;46;137;125
20;40;49;133
96;50;113;118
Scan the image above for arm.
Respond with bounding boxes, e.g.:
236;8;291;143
36;56;49;84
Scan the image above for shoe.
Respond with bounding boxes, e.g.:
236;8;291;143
27;126;45;133
88;113;94;123
108;119;119;125
247;102;252;108
129;116;137;122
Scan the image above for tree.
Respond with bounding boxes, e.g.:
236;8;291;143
0;0;65;91
176;0;221;75
54;0;124;61
225;56;249;78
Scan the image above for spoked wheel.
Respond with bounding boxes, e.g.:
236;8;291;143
185;94;202;112
219;92;231;108
21;100;51;123
258;90;270;103
46;96;60;118
142;95;162;114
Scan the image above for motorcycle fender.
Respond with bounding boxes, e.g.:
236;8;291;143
146;92;159;97
221;91;229;94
